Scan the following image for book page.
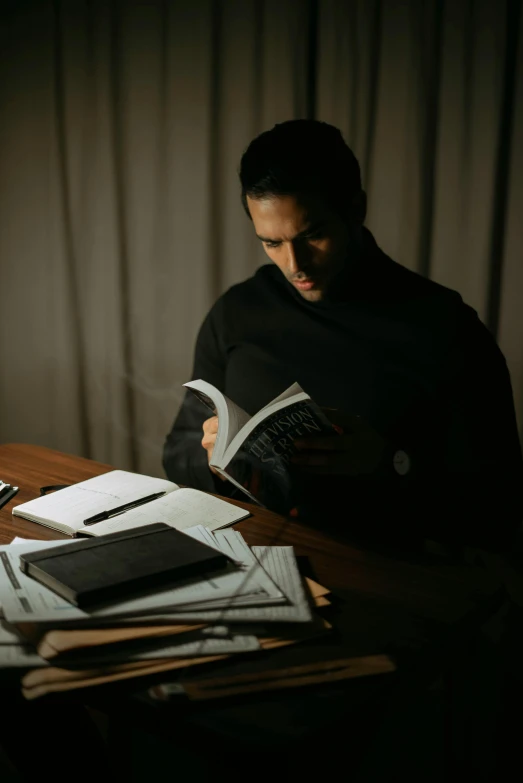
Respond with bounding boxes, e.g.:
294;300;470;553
184;379;251;460
11;470;179;534
176;529;289;609
136;543;313;625
0;644;47;668
0;619;26;645
257;382;305;413
81;488;250;537
184;524;225;551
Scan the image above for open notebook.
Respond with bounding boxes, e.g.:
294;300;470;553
12;470;249;537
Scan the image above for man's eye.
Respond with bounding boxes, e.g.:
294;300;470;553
264;241;281;249
304;232;324;242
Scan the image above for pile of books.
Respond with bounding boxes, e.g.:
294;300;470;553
0;526;333;701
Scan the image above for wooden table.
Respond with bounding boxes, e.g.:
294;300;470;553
0;443;507;774
0;441;503;616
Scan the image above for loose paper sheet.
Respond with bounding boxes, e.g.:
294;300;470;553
0;533;284;624
133;534;314;625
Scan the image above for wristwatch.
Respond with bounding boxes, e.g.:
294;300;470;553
392;449;411;476
377;444;411;477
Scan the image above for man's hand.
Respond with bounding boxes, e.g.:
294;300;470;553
291;409;386;476
201;416;226;480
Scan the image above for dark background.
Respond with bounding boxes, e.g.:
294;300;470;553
0;0;521;477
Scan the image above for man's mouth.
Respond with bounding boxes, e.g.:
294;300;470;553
292;278;316;291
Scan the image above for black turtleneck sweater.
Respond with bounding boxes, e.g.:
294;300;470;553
163;230;523;550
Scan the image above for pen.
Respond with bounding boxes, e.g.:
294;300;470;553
83;491;166;526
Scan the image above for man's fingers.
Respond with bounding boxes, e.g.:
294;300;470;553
201;434;217;450
202;416;219;434
202;417;218;453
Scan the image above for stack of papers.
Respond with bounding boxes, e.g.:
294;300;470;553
0;527;332;700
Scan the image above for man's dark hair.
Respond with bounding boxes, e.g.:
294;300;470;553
239;119;362;219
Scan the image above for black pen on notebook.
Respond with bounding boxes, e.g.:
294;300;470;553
82;491;166;526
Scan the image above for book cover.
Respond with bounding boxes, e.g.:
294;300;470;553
19;523;232;609
222;399;335;513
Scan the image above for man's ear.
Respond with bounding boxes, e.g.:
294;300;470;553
350;190;367;225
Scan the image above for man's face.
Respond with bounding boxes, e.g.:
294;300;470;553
247;193;355;302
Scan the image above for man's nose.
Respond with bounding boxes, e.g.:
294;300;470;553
286;240;310;275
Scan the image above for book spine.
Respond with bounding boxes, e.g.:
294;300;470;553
21;523;171;563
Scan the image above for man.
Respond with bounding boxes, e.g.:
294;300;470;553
164;119;522;551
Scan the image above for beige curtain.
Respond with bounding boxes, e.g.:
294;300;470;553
0;0;521;478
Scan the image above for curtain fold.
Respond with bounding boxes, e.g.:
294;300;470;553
0;0;521;477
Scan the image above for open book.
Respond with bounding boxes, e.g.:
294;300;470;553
11;470;249;537
185;380;336;511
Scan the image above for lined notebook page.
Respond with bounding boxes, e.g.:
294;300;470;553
85;489;249;537
12;471;178;532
